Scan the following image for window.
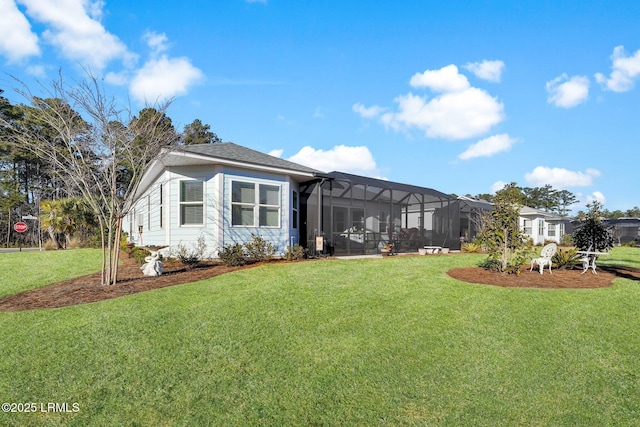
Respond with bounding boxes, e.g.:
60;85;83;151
523;219;532;235
180;180;204;225
548;223;556;237
259;184;280;227
232;181;280;227
292;191;298;229
232;182;255;226
538;219;544;236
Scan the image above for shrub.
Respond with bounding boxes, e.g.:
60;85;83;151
131;247;151;264
43;239;58;251
552;247;581;269
285;244;306;261
462;242;483;253
478;257;501;272
219;243;246;266
174;235;208;269
244;234;277;262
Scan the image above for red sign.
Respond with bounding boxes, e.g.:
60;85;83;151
14;222;28;233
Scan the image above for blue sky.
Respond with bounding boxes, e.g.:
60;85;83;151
1;0;639;213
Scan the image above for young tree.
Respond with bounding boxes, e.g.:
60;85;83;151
1;74;175;285
478;192;529;274
573;201;614;252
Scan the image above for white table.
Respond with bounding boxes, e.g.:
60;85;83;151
577;251;608;274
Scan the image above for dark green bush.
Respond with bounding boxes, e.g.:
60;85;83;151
219;243;246;266
244;234;277;262
285;244;306;261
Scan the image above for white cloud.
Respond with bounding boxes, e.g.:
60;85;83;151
491;181;507;194
358;64;505;140
409;64;470;92
595;45;640;92
546;74;590;108
380;88;504;140
586;191;606;205
0;0;40;63
143;31;169;56
352;103;385;118
268;149;283;158
26;64;46;77
458;133;517;160
524;166;601;188
18;0;134;70
288;145;379;176
464;60;505;83
129;55;204;103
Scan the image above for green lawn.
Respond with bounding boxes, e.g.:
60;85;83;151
0;249;103;298
0;248;639;426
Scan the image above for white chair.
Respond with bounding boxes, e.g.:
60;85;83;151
530;243;557;274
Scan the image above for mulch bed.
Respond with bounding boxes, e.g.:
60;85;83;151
447;265;640;289
0;253;259;312
2;253;639;312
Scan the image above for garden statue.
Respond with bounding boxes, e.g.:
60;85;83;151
141;251;164;276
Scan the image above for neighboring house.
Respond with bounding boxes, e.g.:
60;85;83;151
123;142;320;257
519;206;568;245
454;198;571;246
603;218;640;245
456;196;494;243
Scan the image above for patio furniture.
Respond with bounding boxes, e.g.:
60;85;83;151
577;248;608;274
530;243;557;274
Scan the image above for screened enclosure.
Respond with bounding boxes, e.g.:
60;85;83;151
300;172;460;256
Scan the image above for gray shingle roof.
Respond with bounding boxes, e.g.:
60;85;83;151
180;142;322;174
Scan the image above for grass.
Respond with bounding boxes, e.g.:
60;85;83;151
0;247;639;426
0;249;103;298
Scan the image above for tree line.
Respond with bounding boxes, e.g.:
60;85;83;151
469;182;639;219
1;78;221;284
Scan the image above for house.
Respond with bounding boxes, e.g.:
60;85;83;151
454;197;571;246
123;143;320;257
519;206;568;245
124;142;461;256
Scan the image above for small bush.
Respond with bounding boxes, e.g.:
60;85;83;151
552;247;581;269
244;234;277;262
219;243;246;266
174;235;208;269
285;244;306;261
131;247;151;264
478;257;501;272
43;239;58;251
462;242;483;253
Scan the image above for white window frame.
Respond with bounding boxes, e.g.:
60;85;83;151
523;219;532;235
231;180;281;228
292;191;299;230
179;180;204;226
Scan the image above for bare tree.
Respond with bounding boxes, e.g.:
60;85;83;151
1;74;174;285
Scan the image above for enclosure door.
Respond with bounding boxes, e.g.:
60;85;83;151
331;206;365;255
